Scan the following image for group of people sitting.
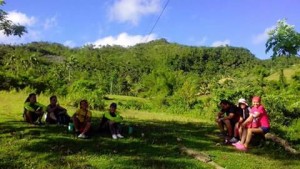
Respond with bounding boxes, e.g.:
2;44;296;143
216;96;270;151
23;93;270;148
23;93;124;139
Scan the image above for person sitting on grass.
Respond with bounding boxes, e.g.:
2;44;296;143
216;100;239;141
99;103;124;139
72;100;92;139
229;98;250;143
234;96;270;151
23;93;46;125
46;95;70;125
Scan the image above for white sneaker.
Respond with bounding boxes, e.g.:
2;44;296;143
112;134;117;139
117;134;124;138
78;133;87;139
229;137;238;143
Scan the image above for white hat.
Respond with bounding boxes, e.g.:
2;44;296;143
238;98;248;106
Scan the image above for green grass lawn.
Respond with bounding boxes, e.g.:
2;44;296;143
0;91;299;169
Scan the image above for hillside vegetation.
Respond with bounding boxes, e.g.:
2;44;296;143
266;64;300;82
1;40;300;143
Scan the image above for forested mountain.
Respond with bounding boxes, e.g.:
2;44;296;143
1;39;298;93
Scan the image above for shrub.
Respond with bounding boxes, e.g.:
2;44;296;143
67;80;105;110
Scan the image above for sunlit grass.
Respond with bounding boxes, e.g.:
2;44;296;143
266;64;300;82
0;91;299;169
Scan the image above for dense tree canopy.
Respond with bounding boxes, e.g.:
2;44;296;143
266;19;300;57
0;0;27;37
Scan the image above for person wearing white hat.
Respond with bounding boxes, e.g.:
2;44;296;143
229;98;250;143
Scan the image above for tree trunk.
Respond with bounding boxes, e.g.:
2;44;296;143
265;133;299;154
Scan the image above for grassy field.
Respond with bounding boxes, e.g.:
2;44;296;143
266;64;300;82
0;91;299;169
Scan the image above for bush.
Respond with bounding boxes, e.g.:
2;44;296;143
286;119;300;142
67;80;105;110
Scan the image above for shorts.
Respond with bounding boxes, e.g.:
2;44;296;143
261;127;270;134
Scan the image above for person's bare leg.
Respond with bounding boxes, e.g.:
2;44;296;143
234;122;239;138
223;119;232;137
216;120;225;135
244;128;264;148
240;128;247;144
238;124;243;139
82;122;91;135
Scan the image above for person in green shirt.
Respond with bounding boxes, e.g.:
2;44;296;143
23;93;46;125
99;103;124;139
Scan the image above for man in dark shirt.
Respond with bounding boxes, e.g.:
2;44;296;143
216;100;239;139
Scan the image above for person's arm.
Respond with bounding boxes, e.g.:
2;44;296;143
85;111;92;122
24;102;35;112
46;105;55;113
56;104;67;114
223;106;237;120
104;112;122;122
217;111;224;118
238;116;243;123
241;115;254;127
35;102;47;112
72;110;79;118
223;112;234;120
216;111;225;122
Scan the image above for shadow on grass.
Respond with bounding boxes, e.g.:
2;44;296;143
0;118;299;169
0;119;216;168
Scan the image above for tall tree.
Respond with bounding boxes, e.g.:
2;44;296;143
0;0;27;37
266;19;300;58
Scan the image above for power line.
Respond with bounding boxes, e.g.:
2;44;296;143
144;0;170;42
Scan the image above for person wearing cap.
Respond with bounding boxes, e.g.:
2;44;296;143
99;103;124;139
216;100;239;140
229;98;250;143
234;96;270;151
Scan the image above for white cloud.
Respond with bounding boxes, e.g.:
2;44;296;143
0;29;42;44
63;40;76;48
90;32;157;47
252;26;275;45
109;0;161;25
211;39;230;47
44;16;58;30
7;11;36;26
0;11;41;44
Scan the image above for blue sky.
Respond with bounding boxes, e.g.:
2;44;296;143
1;0;299;59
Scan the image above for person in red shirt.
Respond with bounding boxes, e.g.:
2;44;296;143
234;96;270;151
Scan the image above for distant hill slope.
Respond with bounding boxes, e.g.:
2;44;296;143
266;64;300;82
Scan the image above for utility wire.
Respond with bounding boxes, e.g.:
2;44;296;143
144;0;170;42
